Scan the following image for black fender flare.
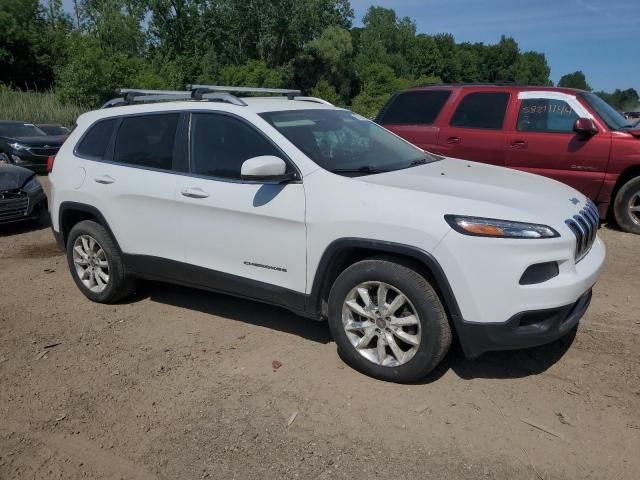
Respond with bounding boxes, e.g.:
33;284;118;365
57;201;123;254
306;238;463;327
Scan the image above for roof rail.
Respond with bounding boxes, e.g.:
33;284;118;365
187;84;302;99
102;84;311;109
102;88;248;108
293;96;334;106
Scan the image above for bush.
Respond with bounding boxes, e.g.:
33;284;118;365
0;87;86;126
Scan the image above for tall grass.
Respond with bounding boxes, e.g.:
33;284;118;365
0;88;87;127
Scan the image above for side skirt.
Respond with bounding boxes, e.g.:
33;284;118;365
122;254;317;320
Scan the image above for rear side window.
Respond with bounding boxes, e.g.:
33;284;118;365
190;113;281;180
113;113;180;170
76;119;118;159
378;90;451;125
517;98;578;133
450;92;510;130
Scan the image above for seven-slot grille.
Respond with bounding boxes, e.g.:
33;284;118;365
0;190;29;221
565;200;599;262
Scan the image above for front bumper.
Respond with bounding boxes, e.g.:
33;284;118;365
456;289;591;358
2;152;50;173
0;189;47;224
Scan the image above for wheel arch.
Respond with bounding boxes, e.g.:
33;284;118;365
307;238;463;328
609;164;640;214
58;202;122;253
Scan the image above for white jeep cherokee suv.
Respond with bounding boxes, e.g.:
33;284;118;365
49;86;606;382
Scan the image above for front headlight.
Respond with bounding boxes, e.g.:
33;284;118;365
445;215;559;239
8;142;29;152
22;176;42;193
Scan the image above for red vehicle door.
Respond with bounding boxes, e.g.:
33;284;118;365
436;91;511;166
505;92;611;200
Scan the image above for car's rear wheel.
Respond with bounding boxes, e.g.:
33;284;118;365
613;176;640;234
66;220;136;303
328;259;451;382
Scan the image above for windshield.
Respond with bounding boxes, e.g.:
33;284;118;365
37;125;69;136
579;93;634;131
0;123;47;138
260;109;439;175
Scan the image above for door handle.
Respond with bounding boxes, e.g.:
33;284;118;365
446;136;461;144
181;187;210;199
510;140;528;149
94;175;115;184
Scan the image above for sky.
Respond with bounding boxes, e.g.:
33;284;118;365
61;0;639;94
350;0;639;93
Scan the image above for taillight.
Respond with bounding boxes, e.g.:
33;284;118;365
47;155;55;173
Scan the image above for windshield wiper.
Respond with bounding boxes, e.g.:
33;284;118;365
330;166;387;176
407;158;428;167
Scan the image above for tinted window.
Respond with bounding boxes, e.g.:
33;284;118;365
76;119;118;159
0;122;46;137
113;114;180;170
190;113;281;179
450;92;510;129
378;90;451;125
517;99;578;133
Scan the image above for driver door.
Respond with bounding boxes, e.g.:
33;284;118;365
175;112;307;306
505;93;611;199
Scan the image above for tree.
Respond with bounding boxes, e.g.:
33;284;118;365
596;88;639;111
558;71;591;91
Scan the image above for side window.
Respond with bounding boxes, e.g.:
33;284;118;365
75;118;118;159
190;113;282;180
113;113;180;170
450;92;510;129
517;98;579;133
378;90;451;125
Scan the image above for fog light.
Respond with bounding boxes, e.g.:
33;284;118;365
11;155;26;164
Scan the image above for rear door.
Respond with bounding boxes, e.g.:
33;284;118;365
174;112;307;306
505;92;611;199
77;112;186;263
437;91;511;166
377;89;452;151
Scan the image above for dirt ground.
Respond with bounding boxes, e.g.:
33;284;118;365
1;177;639;480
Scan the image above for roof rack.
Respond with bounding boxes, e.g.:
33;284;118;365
187;85;302;100
102;84;306;109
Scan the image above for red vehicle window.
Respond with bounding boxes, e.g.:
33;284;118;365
450;92;510;130
377;90;451;125
517;99;578;133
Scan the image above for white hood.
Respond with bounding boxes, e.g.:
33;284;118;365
358;158;588;225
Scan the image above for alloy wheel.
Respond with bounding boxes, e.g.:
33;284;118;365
72;234;110;293
341;281;421;367
628;192;640;226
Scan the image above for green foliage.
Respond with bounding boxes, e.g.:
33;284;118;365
0;1;634;120
0;87;86;126
558;71;591;91
309;80;342;106
596;88;639;111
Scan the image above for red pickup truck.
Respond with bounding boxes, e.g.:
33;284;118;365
378;84;640;234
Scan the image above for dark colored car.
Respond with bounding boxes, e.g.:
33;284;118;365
36;124;71;136
0;121;66;173
378;84;640;234
0;164;47;224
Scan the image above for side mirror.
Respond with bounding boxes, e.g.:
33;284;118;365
573;118;598;137
241;155;293;183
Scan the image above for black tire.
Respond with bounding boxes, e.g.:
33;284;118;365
613;176;640;234
327;259;451;383
66;220;136;303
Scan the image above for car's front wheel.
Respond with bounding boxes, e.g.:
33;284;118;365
614;176;640;234
66;220;136;303
328;259;451;382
